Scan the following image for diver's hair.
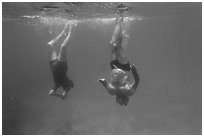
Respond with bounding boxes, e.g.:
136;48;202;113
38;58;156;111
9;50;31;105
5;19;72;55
116;94;129;106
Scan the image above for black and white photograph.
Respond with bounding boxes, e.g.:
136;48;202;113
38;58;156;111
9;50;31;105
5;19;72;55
2;2;202;135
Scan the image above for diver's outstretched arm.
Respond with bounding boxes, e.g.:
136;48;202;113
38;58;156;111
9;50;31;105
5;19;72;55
128;64;140;96
98;79;116;95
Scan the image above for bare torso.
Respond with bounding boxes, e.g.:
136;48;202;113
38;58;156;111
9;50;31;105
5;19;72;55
110;82;132;96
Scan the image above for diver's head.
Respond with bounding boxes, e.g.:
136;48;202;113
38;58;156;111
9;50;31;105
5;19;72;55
111;68;128;86
116;94;129;106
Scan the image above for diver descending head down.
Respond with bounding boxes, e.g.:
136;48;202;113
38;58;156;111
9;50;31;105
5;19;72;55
98;10;140;106
47;23;75;100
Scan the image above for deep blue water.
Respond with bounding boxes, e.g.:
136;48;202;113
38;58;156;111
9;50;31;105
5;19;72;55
2;3;202;135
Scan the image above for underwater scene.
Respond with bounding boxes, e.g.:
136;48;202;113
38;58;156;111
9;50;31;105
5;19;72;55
2;2;202;135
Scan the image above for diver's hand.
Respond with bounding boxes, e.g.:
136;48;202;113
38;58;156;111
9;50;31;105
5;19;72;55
97;78;106;83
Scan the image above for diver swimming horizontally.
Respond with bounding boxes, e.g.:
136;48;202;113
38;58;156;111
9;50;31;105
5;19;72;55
47;23;75;100
98;5;140;106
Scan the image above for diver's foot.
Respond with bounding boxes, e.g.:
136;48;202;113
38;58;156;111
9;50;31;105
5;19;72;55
49;89;55;95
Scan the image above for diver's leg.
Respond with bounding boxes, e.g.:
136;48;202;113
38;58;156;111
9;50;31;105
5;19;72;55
110;16;126;62
47;23;69;61
57;24;73;62
47;45;57;61
110;22;122;45
47;23;69;46
110;17;129;64
114;29;129;64
109;20;123;61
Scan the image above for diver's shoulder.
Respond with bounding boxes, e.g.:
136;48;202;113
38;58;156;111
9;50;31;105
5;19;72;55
118;84;131;93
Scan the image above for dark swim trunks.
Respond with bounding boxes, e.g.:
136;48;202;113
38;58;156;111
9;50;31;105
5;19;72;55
49;59;74;91
110;59;131;71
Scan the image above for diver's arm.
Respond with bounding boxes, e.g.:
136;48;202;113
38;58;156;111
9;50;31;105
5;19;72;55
98;79;116;95
128;64;140;96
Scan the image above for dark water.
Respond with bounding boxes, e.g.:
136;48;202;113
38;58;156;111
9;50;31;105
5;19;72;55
2;2;202;135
